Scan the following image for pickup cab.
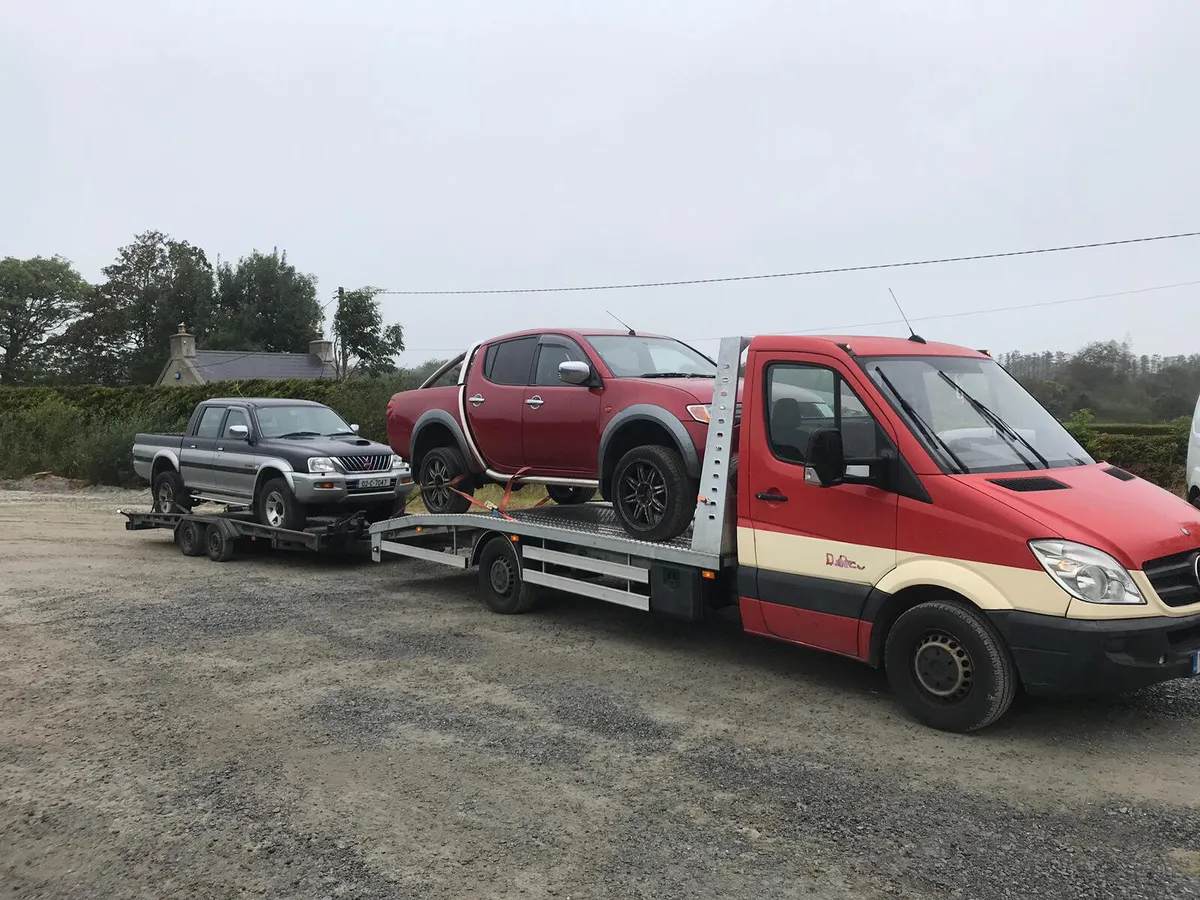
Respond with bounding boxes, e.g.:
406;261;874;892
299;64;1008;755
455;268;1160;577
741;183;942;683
133;398;413;529
386;328;733;540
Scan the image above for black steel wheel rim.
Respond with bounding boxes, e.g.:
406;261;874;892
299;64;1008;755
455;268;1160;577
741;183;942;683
617;461;668;529
423;458;453;510
489;555;514;597
912;631;974;701
206;528;221;555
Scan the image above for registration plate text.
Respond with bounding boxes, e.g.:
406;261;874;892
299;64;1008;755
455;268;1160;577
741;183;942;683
354;477;391;490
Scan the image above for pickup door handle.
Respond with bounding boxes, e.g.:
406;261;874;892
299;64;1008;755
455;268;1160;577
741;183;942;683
468;394;485;406
525;395;544;408
755;491;788;502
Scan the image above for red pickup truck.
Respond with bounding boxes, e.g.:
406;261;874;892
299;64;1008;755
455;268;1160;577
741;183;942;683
386;328;736;540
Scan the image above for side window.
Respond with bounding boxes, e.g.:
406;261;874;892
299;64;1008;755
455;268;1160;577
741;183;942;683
223;408;250;437
483;337;537;385
533;339;588;386
764;363;881;463
195;406;226;439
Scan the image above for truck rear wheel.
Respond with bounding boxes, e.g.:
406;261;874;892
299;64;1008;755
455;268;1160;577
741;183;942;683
546;485;596;505
610;445;695;542
477;535;539;614
418;446;473;514
152;469;192;514
883;599;1017;733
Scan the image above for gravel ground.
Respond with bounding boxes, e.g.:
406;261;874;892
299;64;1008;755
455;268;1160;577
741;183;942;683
1;486;1199;900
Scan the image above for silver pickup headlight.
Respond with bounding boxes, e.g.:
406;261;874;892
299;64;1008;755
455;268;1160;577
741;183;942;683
390;455;406;470
1029;540;1145;604
308;457;338;474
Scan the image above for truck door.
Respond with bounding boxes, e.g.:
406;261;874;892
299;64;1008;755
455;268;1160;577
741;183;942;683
464;336;536;471
213;406;257;497
522;334;601;475
744;353;900;657
180;404;225;493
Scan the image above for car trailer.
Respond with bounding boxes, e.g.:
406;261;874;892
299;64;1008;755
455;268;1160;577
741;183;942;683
368;336;744;618
119;507;373;562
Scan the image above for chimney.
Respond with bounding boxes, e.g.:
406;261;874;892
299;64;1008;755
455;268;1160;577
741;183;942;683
170;322;196;359
309;338;333;364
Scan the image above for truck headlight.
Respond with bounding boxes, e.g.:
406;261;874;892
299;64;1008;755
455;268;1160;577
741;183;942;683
308;457;338;474
1029;540;1145;604
390;454;407;470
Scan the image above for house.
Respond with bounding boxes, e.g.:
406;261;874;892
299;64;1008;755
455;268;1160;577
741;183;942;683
155;324;337;386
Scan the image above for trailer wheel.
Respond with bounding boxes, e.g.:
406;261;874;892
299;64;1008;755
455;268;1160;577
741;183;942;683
546;485;596;505
204;524;236;562
884;599;1017;733
418;447;473;514
477;536;539;614
176;519;205;557
152;469;192;513
611;444;694;541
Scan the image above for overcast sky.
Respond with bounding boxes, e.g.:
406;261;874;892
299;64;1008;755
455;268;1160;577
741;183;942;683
4;0;1199;365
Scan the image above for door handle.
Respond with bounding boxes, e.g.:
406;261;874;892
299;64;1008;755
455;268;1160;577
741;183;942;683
468;394;485;406
525;395;544;408
189;444;196;449
217;446;224;451
755;491;788;502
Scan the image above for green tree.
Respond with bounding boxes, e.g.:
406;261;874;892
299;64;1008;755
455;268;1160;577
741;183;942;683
0;255;91;385
331;286;405;379
209;248;323;352
61;231;214;385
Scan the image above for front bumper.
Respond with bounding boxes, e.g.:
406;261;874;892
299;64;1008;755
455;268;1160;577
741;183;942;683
291;469;415;507
988;609;1200;696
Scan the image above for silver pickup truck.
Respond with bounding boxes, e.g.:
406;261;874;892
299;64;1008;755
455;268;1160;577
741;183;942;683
132;397;414;529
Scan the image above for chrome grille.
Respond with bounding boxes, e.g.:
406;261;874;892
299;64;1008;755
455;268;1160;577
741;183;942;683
339;454;391;473
1143;548;1200;608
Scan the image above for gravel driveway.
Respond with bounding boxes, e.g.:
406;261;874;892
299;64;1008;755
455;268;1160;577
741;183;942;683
1;486;1198;899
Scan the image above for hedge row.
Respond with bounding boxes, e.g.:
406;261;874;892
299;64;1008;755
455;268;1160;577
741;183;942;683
0;374;419;487
0;384;1191;495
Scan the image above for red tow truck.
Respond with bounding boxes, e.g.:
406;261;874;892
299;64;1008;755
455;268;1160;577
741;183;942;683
370;334;1200;732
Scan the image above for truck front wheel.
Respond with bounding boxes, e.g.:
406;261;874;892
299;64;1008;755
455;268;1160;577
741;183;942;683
418;447;473;514
883;599;1017;733
257;477;306;531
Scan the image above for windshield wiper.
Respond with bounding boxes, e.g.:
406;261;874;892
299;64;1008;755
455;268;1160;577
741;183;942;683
935;371;1048;470
637;372;713;378
275;431;322;439
873;366;968;474
325;430;357;437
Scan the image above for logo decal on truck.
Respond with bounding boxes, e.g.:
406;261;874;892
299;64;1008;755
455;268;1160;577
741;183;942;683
826;552;866;570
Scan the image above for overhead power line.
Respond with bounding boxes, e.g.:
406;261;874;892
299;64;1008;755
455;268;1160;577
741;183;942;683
375;230;1200;296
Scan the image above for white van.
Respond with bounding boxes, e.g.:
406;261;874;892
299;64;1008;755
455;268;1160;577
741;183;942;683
1190;392;1200;507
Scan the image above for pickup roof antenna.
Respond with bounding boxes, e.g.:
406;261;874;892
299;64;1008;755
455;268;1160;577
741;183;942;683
606;310;636;336
889;287;926;344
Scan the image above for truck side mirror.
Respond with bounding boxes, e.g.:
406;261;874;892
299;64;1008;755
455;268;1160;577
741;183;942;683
805;427;845;487
228;424;250;440
558;361;594;386
350;423;360;433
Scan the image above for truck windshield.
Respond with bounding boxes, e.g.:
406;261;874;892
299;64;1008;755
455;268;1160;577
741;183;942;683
863;355;1094;474
585;335;717;378
255;405;353;439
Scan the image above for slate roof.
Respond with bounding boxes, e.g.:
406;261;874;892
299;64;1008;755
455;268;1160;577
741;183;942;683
190;350;336;381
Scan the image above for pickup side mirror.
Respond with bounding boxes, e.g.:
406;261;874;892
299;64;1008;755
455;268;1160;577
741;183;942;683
804;427;845;487
350;423;360;433
228;424;250;440
558;360;594;386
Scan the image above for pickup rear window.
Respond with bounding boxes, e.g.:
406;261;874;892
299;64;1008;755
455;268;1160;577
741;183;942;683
195;406;226;438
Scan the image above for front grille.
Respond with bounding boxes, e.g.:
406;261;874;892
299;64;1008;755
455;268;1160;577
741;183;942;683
1143;548;1200;608
339;454;391;473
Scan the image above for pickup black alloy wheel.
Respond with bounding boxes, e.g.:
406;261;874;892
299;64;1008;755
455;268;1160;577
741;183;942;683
176;519;205;556
477;535;539;614
419;447;473;514
546;485;596;505
884;599;1017;733
611;445;694;542
152;470;191;514
257;477;306;530
204;525;236;562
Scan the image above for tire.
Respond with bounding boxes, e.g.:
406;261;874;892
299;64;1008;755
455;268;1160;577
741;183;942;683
152;469;192;513
1190;489;1200;510
546;485;596;505
610;444;696;542
418;446;473;514
476;535;539;614
883;599;1017;733
176;519;205;556
256;477;306;530
204;524;236;562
